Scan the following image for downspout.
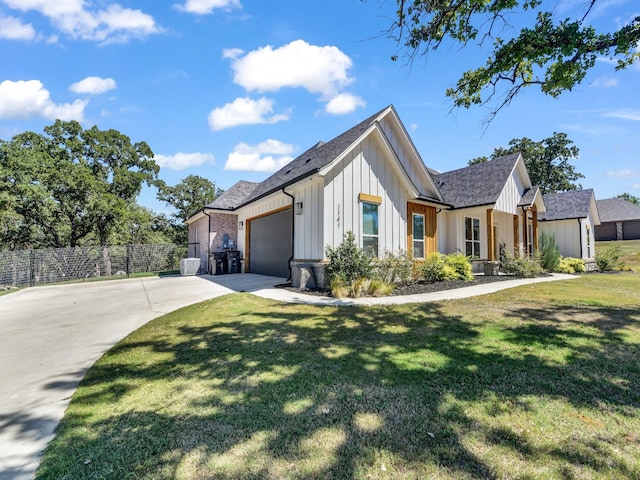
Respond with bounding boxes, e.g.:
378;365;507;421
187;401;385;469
577;218;583;259
282;187;295;282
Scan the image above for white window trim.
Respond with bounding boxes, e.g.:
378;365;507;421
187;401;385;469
464;216;481;259
412;212;425;259
361;201;379;257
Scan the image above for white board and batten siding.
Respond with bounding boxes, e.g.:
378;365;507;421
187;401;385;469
323;135;410;257
495;167;527;215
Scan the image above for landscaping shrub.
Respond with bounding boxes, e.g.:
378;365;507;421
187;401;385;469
444;252;474;281
324;231;373;284
539;231;561;272
501;252;545;277
556;257;586;274
329;276;349;298
374;249;413;284
595;244;625;272
420;252;473;283
367;278;394;296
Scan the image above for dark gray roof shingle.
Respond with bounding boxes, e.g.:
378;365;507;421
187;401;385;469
538;189;594;221
519;186;540;207
236;106;392;208
432;153;521;209
206;180;259;210
596;197;640;222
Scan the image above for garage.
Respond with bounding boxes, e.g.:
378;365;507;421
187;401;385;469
594;222;617;241
247;208;293;278
623;220;640;240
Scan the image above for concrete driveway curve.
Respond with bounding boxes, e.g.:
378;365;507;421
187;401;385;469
0;273;283;480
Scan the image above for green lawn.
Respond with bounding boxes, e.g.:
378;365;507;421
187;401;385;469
37;273;640;479
596;239;640;271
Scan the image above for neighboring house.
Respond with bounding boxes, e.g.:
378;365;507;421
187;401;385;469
186;105;553;286
538;189;600;262
594;197;640;241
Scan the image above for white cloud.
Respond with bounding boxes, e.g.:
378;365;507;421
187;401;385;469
603;108;640;121
155;152;215;170
0;79;86;121
0;15;36;40
325;93;366;115
1;0;160;43
633;183;640;189
591;76;618;88
174;0;241;15
69;76;116;95
606;170;640;178
229;39;355;98
208;97;289;131
224;139;294;172
222;47;244;59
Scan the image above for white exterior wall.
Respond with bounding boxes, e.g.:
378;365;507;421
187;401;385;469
187;214;209;272
288;176;325;260
377;115;439;199
539;215;596;260
495;170;525;214
494;211;515;256
323;135;410;257
438;209;488;258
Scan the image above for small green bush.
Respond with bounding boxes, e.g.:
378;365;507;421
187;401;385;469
374;249;413;284
325;231;373;284
368;278;395;297
539;231;561;272
595;244;625;272
501;253;544;278
420;252;473;283
444;252;474;281
556;257;586;274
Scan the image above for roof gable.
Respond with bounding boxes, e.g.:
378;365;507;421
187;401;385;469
433;153;525;209
538;189;596;221
206;180;259;210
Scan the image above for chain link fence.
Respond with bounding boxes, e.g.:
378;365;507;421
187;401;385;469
0;244;188;288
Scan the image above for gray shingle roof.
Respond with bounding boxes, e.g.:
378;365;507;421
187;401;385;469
234;106;392;208
432;153;522;209
596;197;640;222
519;186;540;207
206;180;259;210
538;189;595;221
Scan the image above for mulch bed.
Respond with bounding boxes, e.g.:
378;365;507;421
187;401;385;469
282;274;535;298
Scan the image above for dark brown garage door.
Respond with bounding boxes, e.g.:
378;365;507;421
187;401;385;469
623;220;640;240
248;208;292;278
594;222;617;241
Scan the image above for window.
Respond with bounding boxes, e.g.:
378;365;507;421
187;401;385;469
586;226;591;258
527;222;534;257
412;213;425;258
465;217;480;258
362;202;379;256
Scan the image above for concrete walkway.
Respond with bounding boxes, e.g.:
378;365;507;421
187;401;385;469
0;272;577;479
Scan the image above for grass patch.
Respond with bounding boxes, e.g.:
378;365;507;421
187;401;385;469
596;239;640;271
38;274;640;479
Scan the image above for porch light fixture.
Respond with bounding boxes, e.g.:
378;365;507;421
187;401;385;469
238;220;244;230
295;202;303;215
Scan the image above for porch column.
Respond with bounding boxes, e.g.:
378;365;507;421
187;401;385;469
532;207;538;253
513;214;519;256
486;208;495;261
522;210;529;257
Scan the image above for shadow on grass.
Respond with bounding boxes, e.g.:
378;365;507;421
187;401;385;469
37;294;640;479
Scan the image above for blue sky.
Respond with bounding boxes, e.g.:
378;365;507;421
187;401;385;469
1;0;638;215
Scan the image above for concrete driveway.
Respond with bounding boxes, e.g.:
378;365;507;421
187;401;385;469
0;273;283;480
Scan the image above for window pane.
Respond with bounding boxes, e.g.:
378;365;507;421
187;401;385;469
465;217;472;240
363;236;378;256
473;218;480;241
413;214;424;240
413;241;424;258
363;203;378;235
465;242;473;257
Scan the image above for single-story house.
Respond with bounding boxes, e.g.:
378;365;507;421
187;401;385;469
537;189;599;263
187;105;552;286
594;197;640;241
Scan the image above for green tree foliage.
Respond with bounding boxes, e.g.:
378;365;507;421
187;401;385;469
468;132;583;194
325;231;373;284
388;1;640;121
157;175;223;243
617;192;640;205
0;120;159;250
